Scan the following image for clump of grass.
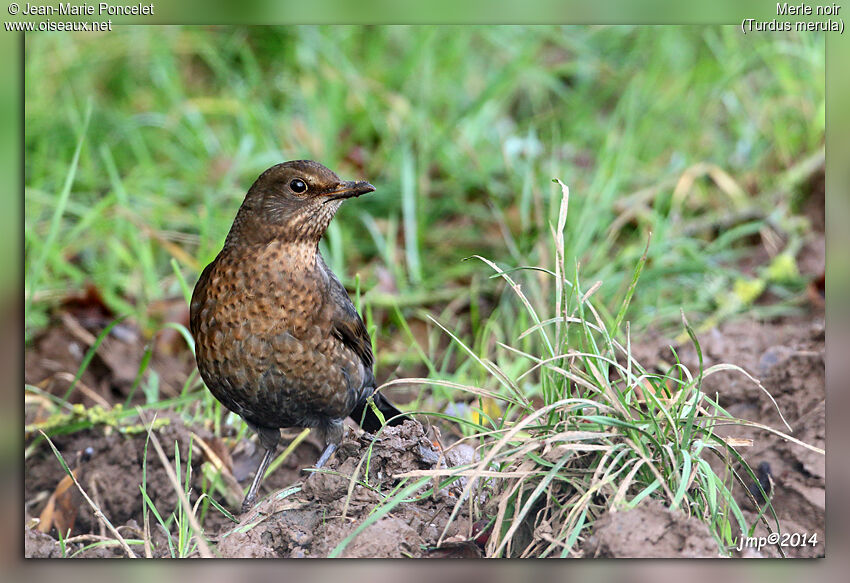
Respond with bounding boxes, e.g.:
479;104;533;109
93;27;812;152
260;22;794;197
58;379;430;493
365;179;819;558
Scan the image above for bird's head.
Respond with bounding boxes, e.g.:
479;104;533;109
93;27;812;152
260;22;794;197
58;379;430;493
225;160;375;246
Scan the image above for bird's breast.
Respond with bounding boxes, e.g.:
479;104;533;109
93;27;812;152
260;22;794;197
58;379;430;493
204;241;329;336
191;240;363;424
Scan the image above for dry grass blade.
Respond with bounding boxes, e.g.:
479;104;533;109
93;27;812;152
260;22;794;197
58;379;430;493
142;499;153;558
724;420;824;454
377;377;524;407
190;431;243;505
703;363;793;431
63;533;131;545
396;468;540;479
341;452;369;520
721;437;753;447
552;179;569;343
544;430;613;443
53;372;112;409
609;458;646;508
498;343;608;396
672;162;747;211
622;437;676;503
581;281;603;303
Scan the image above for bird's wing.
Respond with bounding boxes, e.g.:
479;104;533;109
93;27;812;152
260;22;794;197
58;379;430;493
320;258;375;372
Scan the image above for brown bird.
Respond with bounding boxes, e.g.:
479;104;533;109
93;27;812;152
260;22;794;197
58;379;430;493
189;160;406;512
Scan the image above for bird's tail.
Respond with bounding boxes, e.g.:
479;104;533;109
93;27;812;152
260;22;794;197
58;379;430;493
351;391;408;433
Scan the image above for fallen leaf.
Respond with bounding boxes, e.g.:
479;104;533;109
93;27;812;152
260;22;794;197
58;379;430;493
37;447;93;536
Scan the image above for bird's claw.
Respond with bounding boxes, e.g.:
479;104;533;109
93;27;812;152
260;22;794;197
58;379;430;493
240;496;255;514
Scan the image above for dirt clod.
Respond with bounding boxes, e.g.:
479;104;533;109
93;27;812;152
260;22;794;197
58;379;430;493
583;499;720;558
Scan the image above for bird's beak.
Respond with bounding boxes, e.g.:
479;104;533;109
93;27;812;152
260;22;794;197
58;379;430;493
323;180;375;203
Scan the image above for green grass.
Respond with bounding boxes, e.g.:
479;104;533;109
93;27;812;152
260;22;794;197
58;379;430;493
25;26;823;342
25;26;824;557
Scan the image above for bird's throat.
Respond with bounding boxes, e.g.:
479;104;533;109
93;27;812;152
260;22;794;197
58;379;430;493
225;199;341;250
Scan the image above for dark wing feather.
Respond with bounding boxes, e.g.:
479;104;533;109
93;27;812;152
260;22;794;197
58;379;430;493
320;258;374;372
332;305;375;372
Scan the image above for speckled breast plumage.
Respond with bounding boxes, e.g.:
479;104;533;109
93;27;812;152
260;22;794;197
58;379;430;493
189;240;367;432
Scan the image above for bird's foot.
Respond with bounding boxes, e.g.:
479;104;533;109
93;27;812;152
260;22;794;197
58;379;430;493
240;492;258;514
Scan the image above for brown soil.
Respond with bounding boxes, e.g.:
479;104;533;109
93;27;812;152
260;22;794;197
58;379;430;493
24;415;472;558
25;413;225;558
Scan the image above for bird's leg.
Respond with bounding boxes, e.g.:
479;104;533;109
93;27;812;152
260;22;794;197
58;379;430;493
241;445;276;513
314;442;337;469
312;419;343;469
241;424;281;513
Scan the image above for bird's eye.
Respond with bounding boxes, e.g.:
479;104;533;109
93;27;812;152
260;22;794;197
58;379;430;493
290;178;307;193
